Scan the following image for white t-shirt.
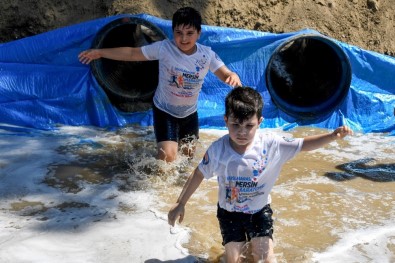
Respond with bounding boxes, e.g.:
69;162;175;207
141;39;225;118
198;132;303;214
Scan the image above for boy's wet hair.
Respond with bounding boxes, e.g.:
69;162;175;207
225;87;263;123
172;7;202;32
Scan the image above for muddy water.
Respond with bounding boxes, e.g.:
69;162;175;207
6;125;393;262
155;128;395;262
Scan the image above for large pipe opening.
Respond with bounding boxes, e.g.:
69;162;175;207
266;34;352;120
91;20;351;119
90;16;167;112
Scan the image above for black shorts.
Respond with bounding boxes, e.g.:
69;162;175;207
217;204;274;245
152;104;199;143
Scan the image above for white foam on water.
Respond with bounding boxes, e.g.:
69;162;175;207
0;125;394;263
313;131;395;162
0;125;195;263
312;223;395;263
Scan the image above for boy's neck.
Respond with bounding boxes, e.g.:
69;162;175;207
178;44;197;55
228;138;252;154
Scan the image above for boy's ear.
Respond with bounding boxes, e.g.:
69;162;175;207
259;117;263;125
224;115;228;126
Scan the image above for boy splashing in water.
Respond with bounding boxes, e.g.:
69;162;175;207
168;87;352;262
79;7;241;162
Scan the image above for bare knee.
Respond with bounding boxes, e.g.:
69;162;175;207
224;241;246;263
157;141;178;162
251;237;275;263
157;149;176;162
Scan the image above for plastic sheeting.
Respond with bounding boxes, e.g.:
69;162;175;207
0;14;394;133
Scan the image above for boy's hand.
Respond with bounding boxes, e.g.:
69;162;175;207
333;125;353;139
78;49;101;64
225;72;242;87
168;203;185;227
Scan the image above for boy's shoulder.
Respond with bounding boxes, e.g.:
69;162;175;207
206;133;228;150
196;42;210;48
258;130;304;150
256;130;277;141
256;130;298;145
212;133;228;144
196;42;214;53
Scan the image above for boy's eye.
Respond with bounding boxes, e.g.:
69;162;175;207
230;123;255;129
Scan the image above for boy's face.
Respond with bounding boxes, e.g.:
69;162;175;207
224;114;263;151
173;24;201;55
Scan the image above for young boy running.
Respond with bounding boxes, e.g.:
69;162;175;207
168;86;353;262
78;7;241;162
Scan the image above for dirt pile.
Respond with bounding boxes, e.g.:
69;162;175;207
0;0;394;56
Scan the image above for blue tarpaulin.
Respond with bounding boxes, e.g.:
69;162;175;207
0;14;394;133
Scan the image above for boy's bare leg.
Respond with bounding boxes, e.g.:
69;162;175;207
157;141;178;162
250;237;276;263
224;241;246;263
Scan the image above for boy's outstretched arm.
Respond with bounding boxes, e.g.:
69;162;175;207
301;125;353;151
214;65;242;87
168;168;205;227
78;47;147;64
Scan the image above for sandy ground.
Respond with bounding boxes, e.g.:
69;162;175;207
0;0;394;56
